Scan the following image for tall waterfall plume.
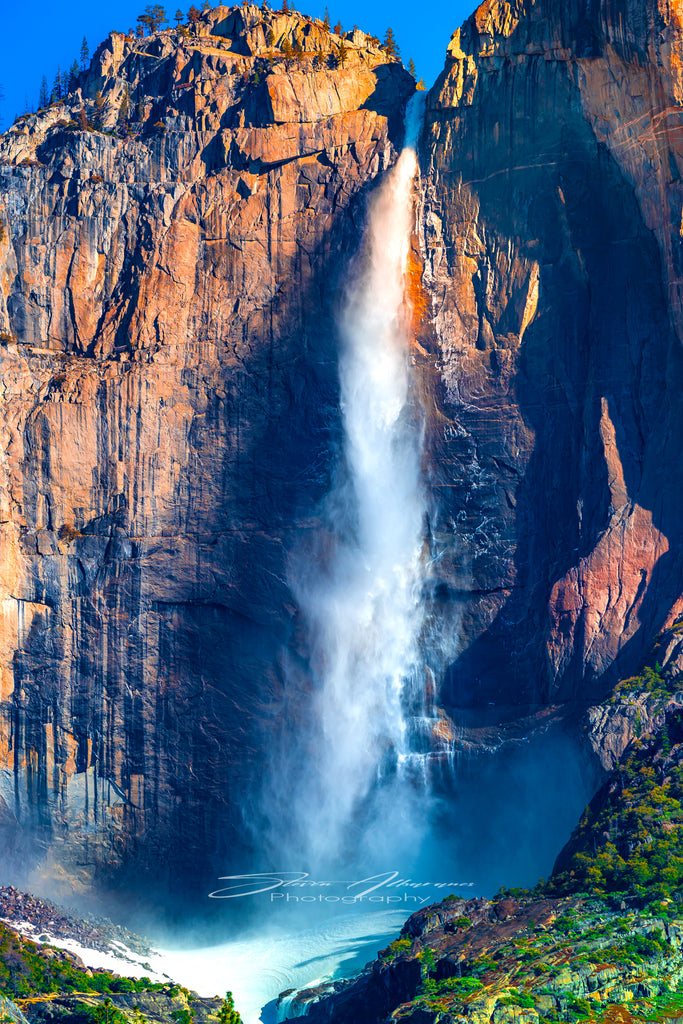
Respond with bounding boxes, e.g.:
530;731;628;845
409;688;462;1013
268;94;435;870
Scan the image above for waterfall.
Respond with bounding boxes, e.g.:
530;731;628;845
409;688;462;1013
267;94;435;870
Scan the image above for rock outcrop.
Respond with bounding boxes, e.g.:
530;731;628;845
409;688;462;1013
0;5;413;894
287;893;683;1023
419;0;683;710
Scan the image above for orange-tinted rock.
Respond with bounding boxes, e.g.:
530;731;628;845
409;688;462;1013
419;0;683;711
0;5;413;894
2;0;683;893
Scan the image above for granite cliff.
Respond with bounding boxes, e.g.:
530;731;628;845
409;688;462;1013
419;0;683;712
0;4;413;892
1;0;683;893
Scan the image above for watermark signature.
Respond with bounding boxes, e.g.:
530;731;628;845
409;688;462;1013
208;872;475;904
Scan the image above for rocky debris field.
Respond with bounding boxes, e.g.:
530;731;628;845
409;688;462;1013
0;887;153;959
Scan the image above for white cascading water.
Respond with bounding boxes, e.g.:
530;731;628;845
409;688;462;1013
282;93;432;868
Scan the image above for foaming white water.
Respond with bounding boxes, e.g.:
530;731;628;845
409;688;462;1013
151;911;405;1024
279;94;430;868
23;911;406;1024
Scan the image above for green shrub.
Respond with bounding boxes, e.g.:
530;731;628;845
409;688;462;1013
381;938;412;960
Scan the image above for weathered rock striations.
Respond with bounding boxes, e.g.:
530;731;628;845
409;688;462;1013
419;0;683;712
0;5;413;892
2;0;683;891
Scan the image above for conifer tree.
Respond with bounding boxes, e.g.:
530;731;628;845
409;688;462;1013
51;66;63;102
148;4;168;30
217;992;242;1024
281;35;293;66
333;20;342;34
80;37;90;71
118;86;131;126
408;57;416;79
39;75;50;109
138;4;167;31
68;60;80;92
175;7;184;22
322;7;330;30
383;27;399;60
187;5;201;21
337;38;348;67
94;89;105;128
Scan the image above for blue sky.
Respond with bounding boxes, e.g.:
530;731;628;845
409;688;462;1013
0;0;474;127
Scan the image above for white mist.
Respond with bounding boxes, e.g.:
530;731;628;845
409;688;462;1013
283;94;429;869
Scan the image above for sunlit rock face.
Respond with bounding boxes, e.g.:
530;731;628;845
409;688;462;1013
1;0;683;893
419;0;683;710
0;5;413;894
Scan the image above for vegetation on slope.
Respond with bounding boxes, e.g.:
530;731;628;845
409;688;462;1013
546;726;683;900
384;896;683;1024
0;923;169;999
0;923;241;1024
300;629;683;1023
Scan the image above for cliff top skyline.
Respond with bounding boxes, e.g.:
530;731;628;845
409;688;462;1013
0;0;472;128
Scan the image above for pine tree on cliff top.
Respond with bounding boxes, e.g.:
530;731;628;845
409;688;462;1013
383;27;399;61
68;60;80;93
38;76;49;109
51;66;63;102
144;3;168;30
80;36;89;71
